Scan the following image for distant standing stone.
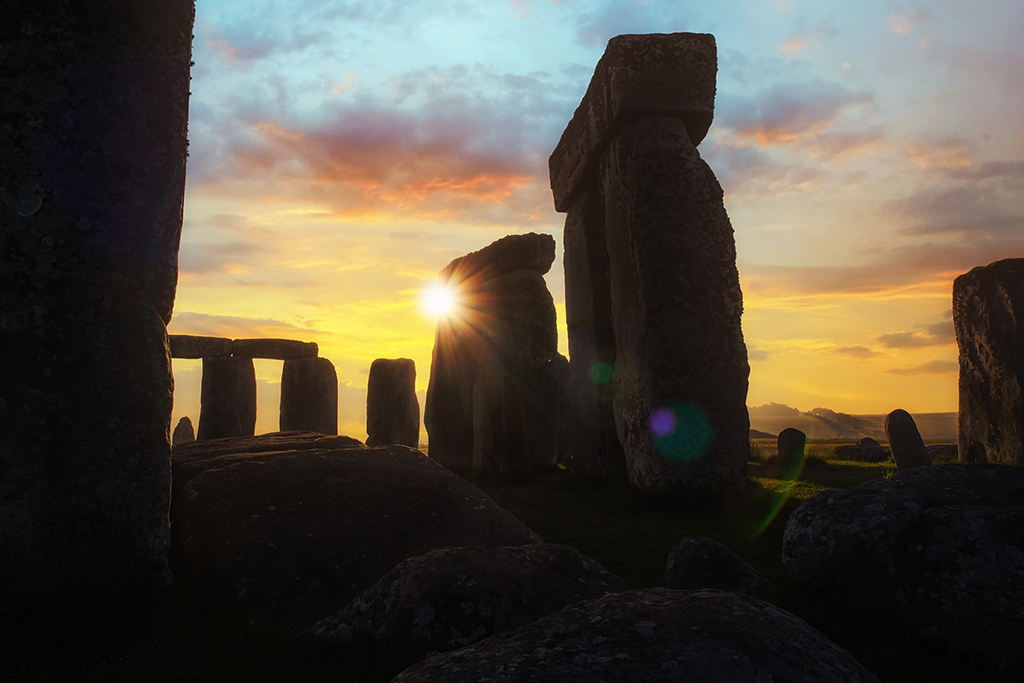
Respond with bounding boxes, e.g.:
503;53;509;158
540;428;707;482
884;409;932;470
953;258;1024;464
366;358;419;447
172;417;195;446
776;428;806;472
280;357;338;435
197;356;257;440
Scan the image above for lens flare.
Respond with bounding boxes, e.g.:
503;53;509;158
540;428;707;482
589;361;613;384
650;402;713;462
421;283;456;318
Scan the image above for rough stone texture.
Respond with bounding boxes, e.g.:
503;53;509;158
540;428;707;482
172;416;195;446
472;382;500;470
1;2;193;594
280;357;338;435
953;258;1024;465
168;334;232;359
884;409;932;470
312;544;628;673
599;116;749;493
392;588;881;682
231;338;318;360
549;33;718;212
173;436;541;630
664;536;772;598
926;444;959;462
561;185;627;478
832;437;888;462
782;463;1024;669
425;234;562;470
366;358;419;447
196;356;256;440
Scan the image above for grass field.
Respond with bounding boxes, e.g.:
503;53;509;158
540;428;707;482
3;441;1013;682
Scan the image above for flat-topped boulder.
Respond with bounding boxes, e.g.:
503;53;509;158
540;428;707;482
172;435;541;630
783;463;1024;668
231;338;318;359
392;588;881;682
549;32;717;211
313;543;627;674
169;334;233;358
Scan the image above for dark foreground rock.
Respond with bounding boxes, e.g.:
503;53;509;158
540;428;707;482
313;544;627;673
664;536;772;598
391;588;881;682
172;434;541;630
783;463;1024;669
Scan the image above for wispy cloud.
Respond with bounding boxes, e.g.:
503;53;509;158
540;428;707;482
835;346;878;358
887;360;957;376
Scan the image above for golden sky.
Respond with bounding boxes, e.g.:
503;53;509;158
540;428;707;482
168;0;1024;441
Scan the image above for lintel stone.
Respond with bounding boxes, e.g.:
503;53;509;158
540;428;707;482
231;338;319;359
169;334;233;359
548;32;717;212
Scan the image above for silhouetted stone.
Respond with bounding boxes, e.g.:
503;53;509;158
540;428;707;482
665;536;772;598
173;437;541;630
197;357;257;440
1;2;193;593
366;358;419;447
280;357;338;435
783;463;1024;669
472;382;500;470
312;544;627;674
169;334;232;358
498;375;529;473
231;338;318;359
172;417;196;446
884;409;931;470
392;588;881;682
954;258;1024;465
832;437;888;462
425;234;562;470
775;428;806;471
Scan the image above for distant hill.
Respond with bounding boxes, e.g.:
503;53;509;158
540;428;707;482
747;404;957;442
749;429;776;439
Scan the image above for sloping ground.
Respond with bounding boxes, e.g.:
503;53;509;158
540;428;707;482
749;413;958;442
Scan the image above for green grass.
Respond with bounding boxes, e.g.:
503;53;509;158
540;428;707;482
3;440;1014;682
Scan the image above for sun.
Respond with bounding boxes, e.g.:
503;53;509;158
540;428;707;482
421;283;457;319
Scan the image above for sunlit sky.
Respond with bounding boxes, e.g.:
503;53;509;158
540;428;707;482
167;0;1024;441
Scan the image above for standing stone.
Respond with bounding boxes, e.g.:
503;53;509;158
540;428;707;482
884;409;932;470
425;233;561;470
1;2;193;594
953;258;1024;464
366;358;419;447
172;417;196;446
198;357;257;440
472;382;500;470
280;357;338;436
549;34;749;494
499;374;530;474
774;428;807;475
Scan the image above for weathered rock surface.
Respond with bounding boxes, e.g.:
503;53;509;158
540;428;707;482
172;435;541;630
280;357;338;435
231;338;318;359
549;32;718;212
366;358;420;447
884;409;931;470
832;437;888;462
953;258;1024;464
664;536;772;598
196;356;257;440
169;334;232;358
1;2;192;593
425;234;563;470
392;588;881;682
598;116;749;493
925;444;958;462
783;463;1024;669
172;416;196;446
313;544;627;673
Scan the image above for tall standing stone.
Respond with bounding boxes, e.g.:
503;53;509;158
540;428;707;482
366;358;419;447
1;2;194;594
280;357;338;436
884;409;932;471
198;357;257;440
425;234;562;470
549;33;749;493
953;258;1024;464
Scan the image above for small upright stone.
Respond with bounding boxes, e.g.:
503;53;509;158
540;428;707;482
280;357;338;435
953;258;1024;464
775;428;806;472
366;359;419;447
884;409;932;470
197;357;257;440
172;417;196;446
